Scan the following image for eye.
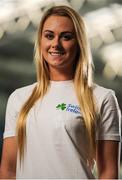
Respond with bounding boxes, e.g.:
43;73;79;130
45;33;54;40
62;34;74;41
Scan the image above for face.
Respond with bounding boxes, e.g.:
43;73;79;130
40;15;78;74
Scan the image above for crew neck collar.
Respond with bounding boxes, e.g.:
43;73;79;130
50;79;73;85
50;79;73;82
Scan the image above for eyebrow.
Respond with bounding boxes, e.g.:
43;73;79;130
43;30;74;35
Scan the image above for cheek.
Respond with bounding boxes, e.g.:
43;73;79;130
41;38;50;51
66;43;78;56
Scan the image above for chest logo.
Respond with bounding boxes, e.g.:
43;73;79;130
56;103;80;114
56;103;66;110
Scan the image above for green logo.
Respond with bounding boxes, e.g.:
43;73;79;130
56;103;66;110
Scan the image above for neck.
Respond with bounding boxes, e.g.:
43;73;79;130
49;67;74;81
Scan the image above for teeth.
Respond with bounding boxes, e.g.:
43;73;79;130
49;52;64;56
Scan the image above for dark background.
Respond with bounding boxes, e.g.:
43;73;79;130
0;0;122;173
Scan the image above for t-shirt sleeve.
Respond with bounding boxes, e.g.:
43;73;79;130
96;91;121;141
3;90;20;138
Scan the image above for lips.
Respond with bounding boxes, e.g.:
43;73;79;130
49;51;65;56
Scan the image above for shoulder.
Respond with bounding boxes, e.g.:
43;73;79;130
93;84;119;111
15;82;37;97
8;82;37;106
93;83;114;98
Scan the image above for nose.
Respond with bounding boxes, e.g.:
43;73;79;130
51;37;61;48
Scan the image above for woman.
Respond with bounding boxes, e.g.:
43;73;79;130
0;5;121;179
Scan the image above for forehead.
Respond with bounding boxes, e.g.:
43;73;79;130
42;15;75;32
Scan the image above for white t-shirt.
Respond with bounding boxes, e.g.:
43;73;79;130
3;81;121;179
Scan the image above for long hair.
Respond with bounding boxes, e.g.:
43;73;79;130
16;5;97;164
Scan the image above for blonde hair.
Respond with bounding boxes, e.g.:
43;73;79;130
16;5;97;164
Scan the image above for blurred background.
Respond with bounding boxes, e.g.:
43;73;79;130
0;0;122;177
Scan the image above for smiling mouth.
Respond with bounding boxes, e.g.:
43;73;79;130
49;52;65;56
